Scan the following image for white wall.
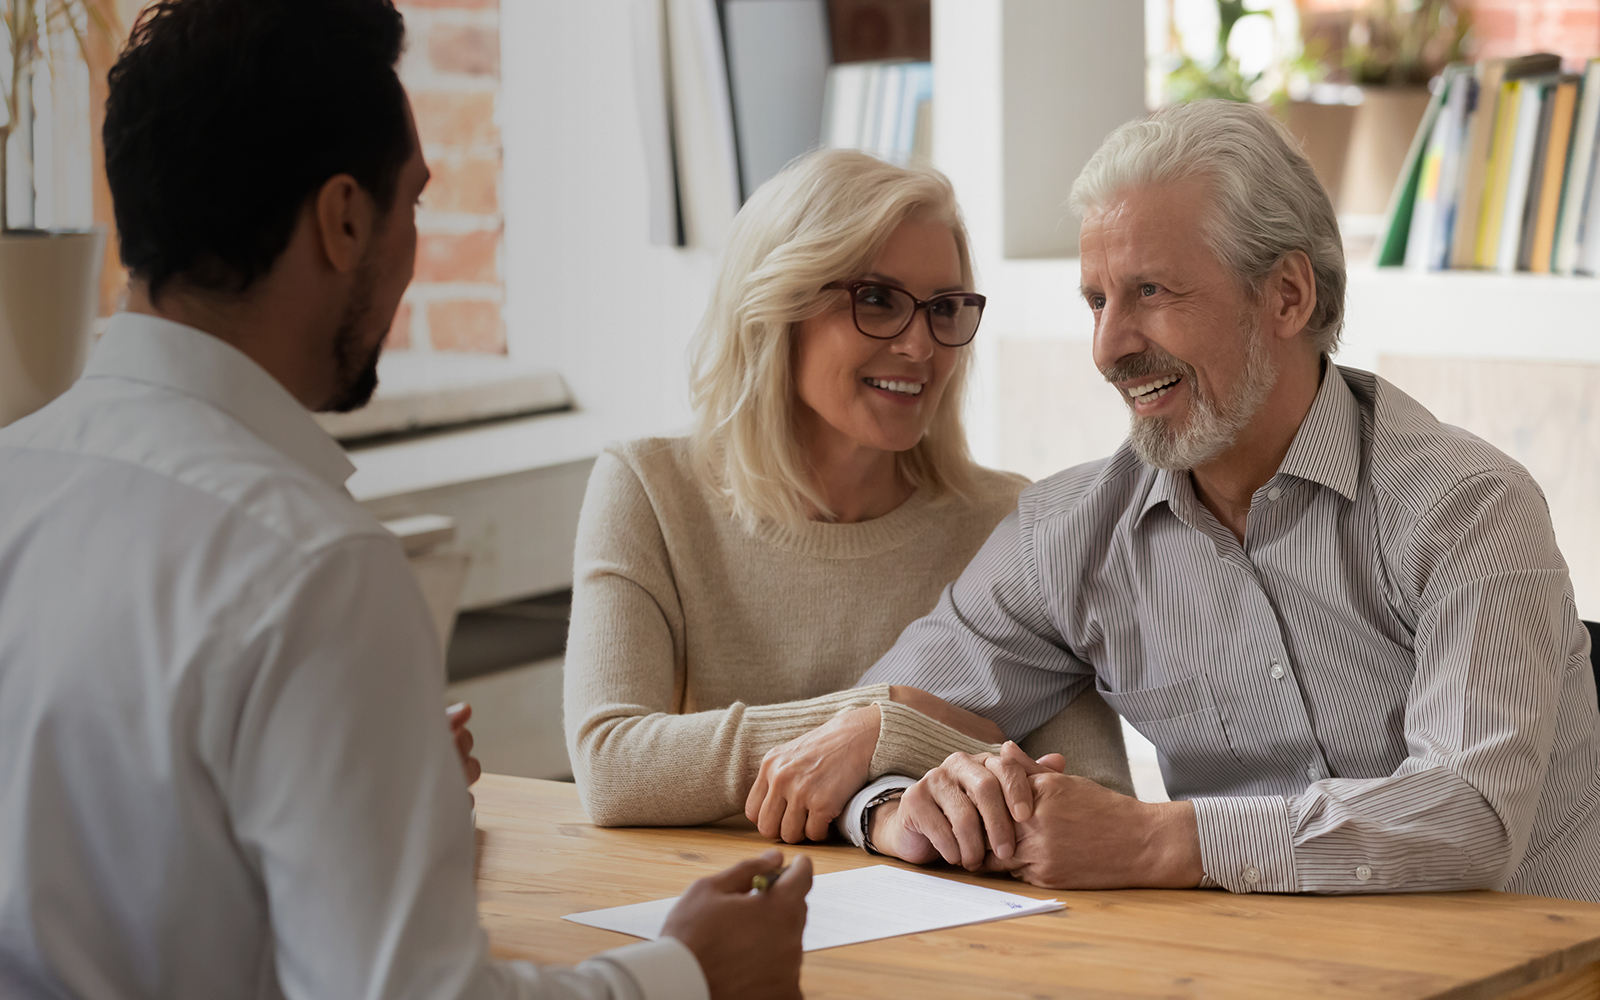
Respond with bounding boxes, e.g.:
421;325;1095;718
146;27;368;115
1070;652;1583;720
931;0;1145;469
500;0;723;447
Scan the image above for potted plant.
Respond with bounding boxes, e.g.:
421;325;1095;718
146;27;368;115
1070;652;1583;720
1296;0;1470;215
1;0;117;427
1161;1;1355;203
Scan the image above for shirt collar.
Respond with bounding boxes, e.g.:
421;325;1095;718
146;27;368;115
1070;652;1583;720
1275;363;1363;502
83;312;356;489
1133;362;1363;529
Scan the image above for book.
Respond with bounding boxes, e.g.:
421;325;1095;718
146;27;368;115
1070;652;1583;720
1473;55;1561;268
1555;59;1600;274
1449;61;1508;268
821;60;932;166
822;63;869;149
1407;66;1473;270
1528;75;1580;273
1377;66;1461;266
1580;127;1600;273
1493;76;1547;272
1476;79;1526;267
1515;77;1557;272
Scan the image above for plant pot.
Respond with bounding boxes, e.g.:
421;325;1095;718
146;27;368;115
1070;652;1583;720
0;229;106;427
1285;101;1358;210
1340;86;1432;216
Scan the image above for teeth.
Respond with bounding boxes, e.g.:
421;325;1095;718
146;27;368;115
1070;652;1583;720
1127;374;1180;398
867;378;923;396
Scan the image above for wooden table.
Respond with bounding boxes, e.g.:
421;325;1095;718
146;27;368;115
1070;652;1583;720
474;774;1600;999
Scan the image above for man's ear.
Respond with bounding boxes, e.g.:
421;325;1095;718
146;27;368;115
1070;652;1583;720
311;173;375;275
1266;250;1317;343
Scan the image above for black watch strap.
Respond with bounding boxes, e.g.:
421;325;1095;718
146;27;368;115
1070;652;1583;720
860;787;906;856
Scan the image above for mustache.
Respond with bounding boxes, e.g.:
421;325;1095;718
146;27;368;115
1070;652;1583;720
1100;346;1196;386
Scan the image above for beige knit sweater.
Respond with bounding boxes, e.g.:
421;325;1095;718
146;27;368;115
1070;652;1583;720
563;437;1131;827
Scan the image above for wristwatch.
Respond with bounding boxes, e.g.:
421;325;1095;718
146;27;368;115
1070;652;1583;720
860;786;906;856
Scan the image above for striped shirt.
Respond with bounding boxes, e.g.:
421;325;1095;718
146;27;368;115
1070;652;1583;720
860;365;1600;901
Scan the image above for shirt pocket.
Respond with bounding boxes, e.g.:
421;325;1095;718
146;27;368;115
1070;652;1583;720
1098;672;1243;786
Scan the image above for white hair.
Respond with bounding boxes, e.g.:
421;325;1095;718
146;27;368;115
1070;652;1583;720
687;148;980;530
1070;100;1346;354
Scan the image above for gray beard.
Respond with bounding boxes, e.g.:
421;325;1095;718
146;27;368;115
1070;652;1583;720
1107;317;1277;472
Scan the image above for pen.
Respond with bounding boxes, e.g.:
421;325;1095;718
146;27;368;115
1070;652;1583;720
750;864;788;893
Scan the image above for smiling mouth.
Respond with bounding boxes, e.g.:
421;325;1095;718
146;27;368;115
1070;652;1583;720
864;377;924;397
1126;374;1181;403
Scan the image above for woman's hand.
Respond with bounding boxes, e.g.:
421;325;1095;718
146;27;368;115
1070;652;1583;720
447;702;482;786
745;705;882;843
888;685;1005;742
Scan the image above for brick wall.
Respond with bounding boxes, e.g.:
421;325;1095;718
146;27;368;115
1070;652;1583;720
391;0;506;354
1301;0;1600;67
1468;0;1600;64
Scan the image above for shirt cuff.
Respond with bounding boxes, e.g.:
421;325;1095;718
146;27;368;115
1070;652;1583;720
837;775;916;850
1192;795;1298;894
580;938;710;1000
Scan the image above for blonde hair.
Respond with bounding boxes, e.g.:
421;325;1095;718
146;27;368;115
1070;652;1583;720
688;149;980;530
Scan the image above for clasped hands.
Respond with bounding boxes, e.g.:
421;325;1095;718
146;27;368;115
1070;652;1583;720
870;742;1204;889
745;695;1204;890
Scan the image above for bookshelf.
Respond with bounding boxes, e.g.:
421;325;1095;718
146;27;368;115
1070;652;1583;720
1339;266;1600;370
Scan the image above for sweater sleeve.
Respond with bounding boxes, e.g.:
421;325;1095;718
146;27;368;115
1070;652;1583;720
563;448;890;827
867;691;1133;795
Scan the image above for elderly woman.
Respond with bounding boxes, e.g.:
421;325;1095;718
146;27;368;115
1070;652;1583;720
563;149;1129;834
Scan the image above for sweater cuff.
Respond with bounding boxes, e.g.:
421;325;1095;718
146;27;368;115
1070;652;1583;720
735;684;893;780
868;698;1002;779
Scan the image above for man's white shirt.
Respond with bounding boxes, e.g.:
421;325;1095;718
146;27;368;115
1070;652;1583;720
0;313;707;1000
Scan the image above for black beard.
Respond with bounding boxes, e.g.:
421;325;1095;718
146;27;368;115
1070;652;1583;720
324;264;383;414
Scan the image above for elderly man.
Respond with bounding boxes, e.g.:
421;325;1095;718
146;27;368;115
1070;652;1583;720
752;99;1600;901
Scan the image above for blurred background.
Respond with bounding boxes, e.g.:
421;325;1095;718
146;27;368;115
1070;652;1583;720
4;0;1597;799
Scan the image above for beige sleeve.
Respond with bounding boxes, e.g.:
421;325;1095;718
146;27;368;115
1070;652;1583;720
563;449;889;827
868;690;1133;795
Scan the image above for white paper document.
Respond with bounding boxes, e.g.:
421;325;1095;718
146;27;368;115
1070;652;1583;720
563;864;1063;952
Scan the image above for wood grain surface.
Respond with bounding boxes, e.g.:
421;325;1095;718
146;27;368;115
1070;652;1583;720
473;774;1600;999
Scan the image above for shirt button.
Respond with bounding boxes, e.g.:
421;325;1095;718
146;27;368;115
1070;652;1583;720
1307;766;1323;781
1269;661;1285;680
1242;865;1261;886
1266;486;1283;501
1355;865;1373;882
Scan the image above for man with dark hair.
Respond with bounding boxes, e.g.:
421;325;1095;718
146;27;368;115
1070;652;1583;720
0;2;808;998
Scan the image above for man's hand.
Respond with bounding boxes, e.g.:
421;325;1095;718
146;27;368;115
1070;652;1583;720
975;748;1204;889
661;849;812;1000
746;706;880;843
867;743;1065;869
446;702;481;786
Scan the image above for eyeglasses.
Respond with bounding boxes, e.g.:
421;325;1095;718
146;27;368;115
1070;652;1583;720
823;280;986;347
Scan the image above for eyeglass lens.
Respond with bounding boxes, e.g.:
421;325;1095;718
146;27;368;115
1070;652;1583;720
850;284;982;346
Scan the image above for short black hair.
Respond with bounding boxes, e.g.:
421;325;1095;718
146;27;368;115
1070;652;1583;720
104;0;412;300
